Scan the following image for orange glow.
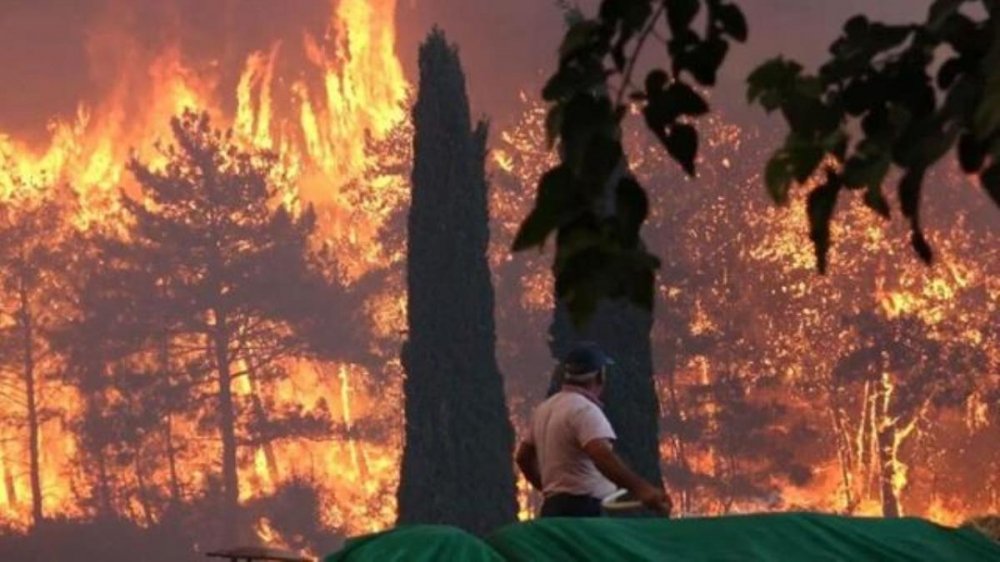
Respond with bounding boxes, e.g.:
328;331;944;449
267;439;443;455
0;0;409;538
0;2;995;546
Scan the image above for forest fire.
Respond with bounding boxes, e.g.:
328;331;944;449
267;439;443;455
0;0;410;541
0;0;997;559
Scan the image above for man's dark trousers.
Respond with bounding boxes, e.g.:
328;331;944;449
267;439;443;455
540;493;603;517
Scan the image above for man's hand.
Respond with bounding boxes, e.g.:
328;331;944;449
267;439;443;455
636;482;672;516
583;438;672;517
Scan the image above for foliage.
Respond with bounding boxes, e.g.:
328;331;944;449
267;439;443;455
664;370;815;512
58;110;352;539
397;30;518;534
512;0;746;324
0;188;77;526
748;0;1000;272
516;0;1000;325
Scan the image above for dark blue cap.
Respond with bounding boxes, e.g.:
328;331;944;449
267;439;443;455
562;342;614;380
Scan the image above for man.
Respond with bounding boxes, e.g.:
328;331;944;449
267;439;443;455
516;343;671;517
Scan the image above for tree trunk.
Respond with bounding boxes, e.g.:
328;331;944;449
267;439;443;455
19;284;43;528
830;404;857;512
213;312;240;543
246;361;280;484
856;380;877;501
159;337;184;505
96;448;113;516
2;452;18;506
874;373;901;518
134;450;156;528
164;413;183;505
664;363;692;514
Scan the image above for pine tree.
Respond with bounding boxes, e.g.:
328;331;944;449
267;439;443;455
106;111;345;542
0;188;74;528
397;29;517;534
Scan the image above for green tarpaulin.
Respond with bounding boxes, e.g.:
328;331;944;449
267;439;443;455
325;525;503;562
325;513;1000;561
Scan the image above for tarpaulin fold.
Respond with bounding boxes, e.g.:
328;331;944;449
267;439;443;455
324;513;1000;561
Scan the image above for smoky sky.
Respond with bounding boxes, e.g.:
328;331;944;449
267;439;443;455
0;0;929;142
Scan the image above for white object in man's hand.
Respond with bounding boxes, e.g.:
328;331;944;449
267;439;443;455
602;487;672;516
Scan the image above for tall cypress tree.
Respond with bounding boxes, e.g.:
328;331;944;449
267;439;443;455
550;301;663;489
397;29;517;534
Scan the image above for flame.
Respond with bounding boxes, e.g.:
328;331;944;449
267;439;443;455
0;3;995;546
0;0;410;538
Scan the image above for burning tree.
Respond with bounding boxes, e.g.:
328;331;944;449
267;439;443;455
0;187;77;528
87;111;350;541
397;30;518;534
832;310;988;517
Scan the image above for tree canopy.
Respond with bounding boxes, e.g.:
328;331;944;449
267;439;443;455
514;0;1000;325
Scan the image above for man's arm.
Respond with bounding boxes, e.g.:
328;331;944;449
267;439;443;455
583;438;671;515
515;441;543;491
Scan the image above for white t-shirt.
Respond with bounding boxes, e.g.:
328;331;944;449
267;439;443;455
526;389;617;499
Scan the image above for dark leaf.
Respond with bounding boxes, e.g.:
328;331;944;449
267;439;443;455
598;0;625;22
764;151;794;205
667;0;700;35
843;79;877;116
544;104;565;148
842;144;892;196
895;121;958;168
512;166;579;251
665;82;710;116
868;23;914;52
863;185;892;218
980;163;1000;207
621;0;654;34
788;140;826;183
843;15;869;39
957;132;987;173
542;68;582;101
612;43;627;71
663;123;699;175
746;58;804;109
936;57;965;89
717;3;748;42
782;94;840;137
807;173;842;273
542;62;606;102
615;176;649;244
513;206;558;253
941;73;981;121
559;20;602;61
897;167;926;220
927;0;965;32
939;13;979;54
911;229;934;263
645;69;670;94
687;38;729;85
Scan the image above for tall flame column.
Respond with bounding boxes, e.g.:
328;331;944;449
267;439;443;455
397;30;518;534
